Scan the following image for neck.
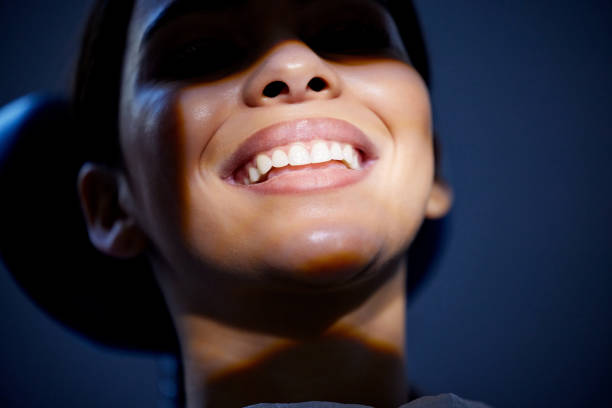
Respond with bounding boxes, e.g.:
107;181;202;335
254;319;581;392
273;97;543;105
167;262;407;408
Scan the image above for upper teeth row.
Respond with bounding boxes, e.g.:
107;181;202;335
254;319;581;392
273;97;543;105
244;140;361;184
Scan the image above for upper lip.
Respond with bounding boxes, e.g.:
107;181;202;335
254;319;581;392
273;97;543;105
220;117;379;179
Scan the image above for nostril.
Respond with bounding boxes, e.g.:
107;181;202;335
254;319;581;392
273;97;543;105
263;81;289;97
307;77;328;92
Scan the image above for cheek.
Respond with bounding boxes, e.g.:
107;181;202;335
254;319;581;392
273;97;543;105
120;87;184;232
338;61;432;137
120;84;229;259
175;82;245;247
120;78;255;271
177;81;241;174
174;81;260;268
340;61;435;239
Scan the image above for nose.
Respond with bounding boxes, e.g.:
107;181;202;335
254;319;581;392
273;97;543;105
242;41;342;106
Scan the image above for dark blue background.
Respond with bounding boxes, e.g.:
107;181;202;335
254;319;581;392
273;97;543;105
1;1;611;407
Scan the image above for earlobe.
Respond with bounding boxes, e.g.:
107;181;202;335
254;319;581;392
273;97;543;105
425;179;453;219
77;162;147;258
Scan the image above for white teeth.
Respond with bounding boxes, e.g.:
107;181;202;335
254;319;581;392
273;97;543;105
241;140;362;185
311;141;331;163
248;166;261;183
271;149;289;167
288;144;310;166
342;144;354;164
255;154;272;175
341;144;360;169
349;154;360;170
330;142;343;161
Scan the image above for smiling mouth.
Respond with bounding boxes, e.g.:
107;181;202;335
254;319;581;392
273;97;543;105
236;139;362;185
222;118;377;193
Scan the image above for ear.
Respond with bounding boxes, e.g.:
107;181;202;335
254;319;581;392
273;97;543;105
77;162;147;258
425;179;453;219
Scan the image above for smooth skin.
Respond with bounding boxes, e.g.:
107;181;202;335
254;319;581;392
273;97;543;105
78;0;452;406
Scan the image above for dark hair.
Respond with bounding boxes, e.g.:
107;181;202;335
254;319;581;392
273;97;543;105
73;0;135;166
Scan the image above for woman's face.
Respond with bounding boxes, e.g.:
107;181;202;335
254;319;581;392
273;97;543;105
117;0;444;306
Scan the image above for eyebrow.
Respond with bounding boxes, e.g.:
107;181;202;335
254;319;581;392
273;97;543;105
142;0;248;43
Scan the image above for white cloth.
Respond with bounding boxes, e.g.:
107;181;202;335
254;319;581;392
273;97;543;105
245;393;492;408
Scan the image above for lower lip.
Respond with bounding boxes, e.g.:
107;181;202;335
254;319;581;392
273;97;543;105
237;161;374;194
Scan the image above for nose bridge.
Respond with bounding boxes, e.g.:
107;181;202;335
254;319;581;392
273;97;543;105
242;41;341;106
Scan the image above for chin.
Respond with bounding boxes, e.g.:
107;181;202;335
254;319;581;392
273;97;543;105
259;224;386;289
